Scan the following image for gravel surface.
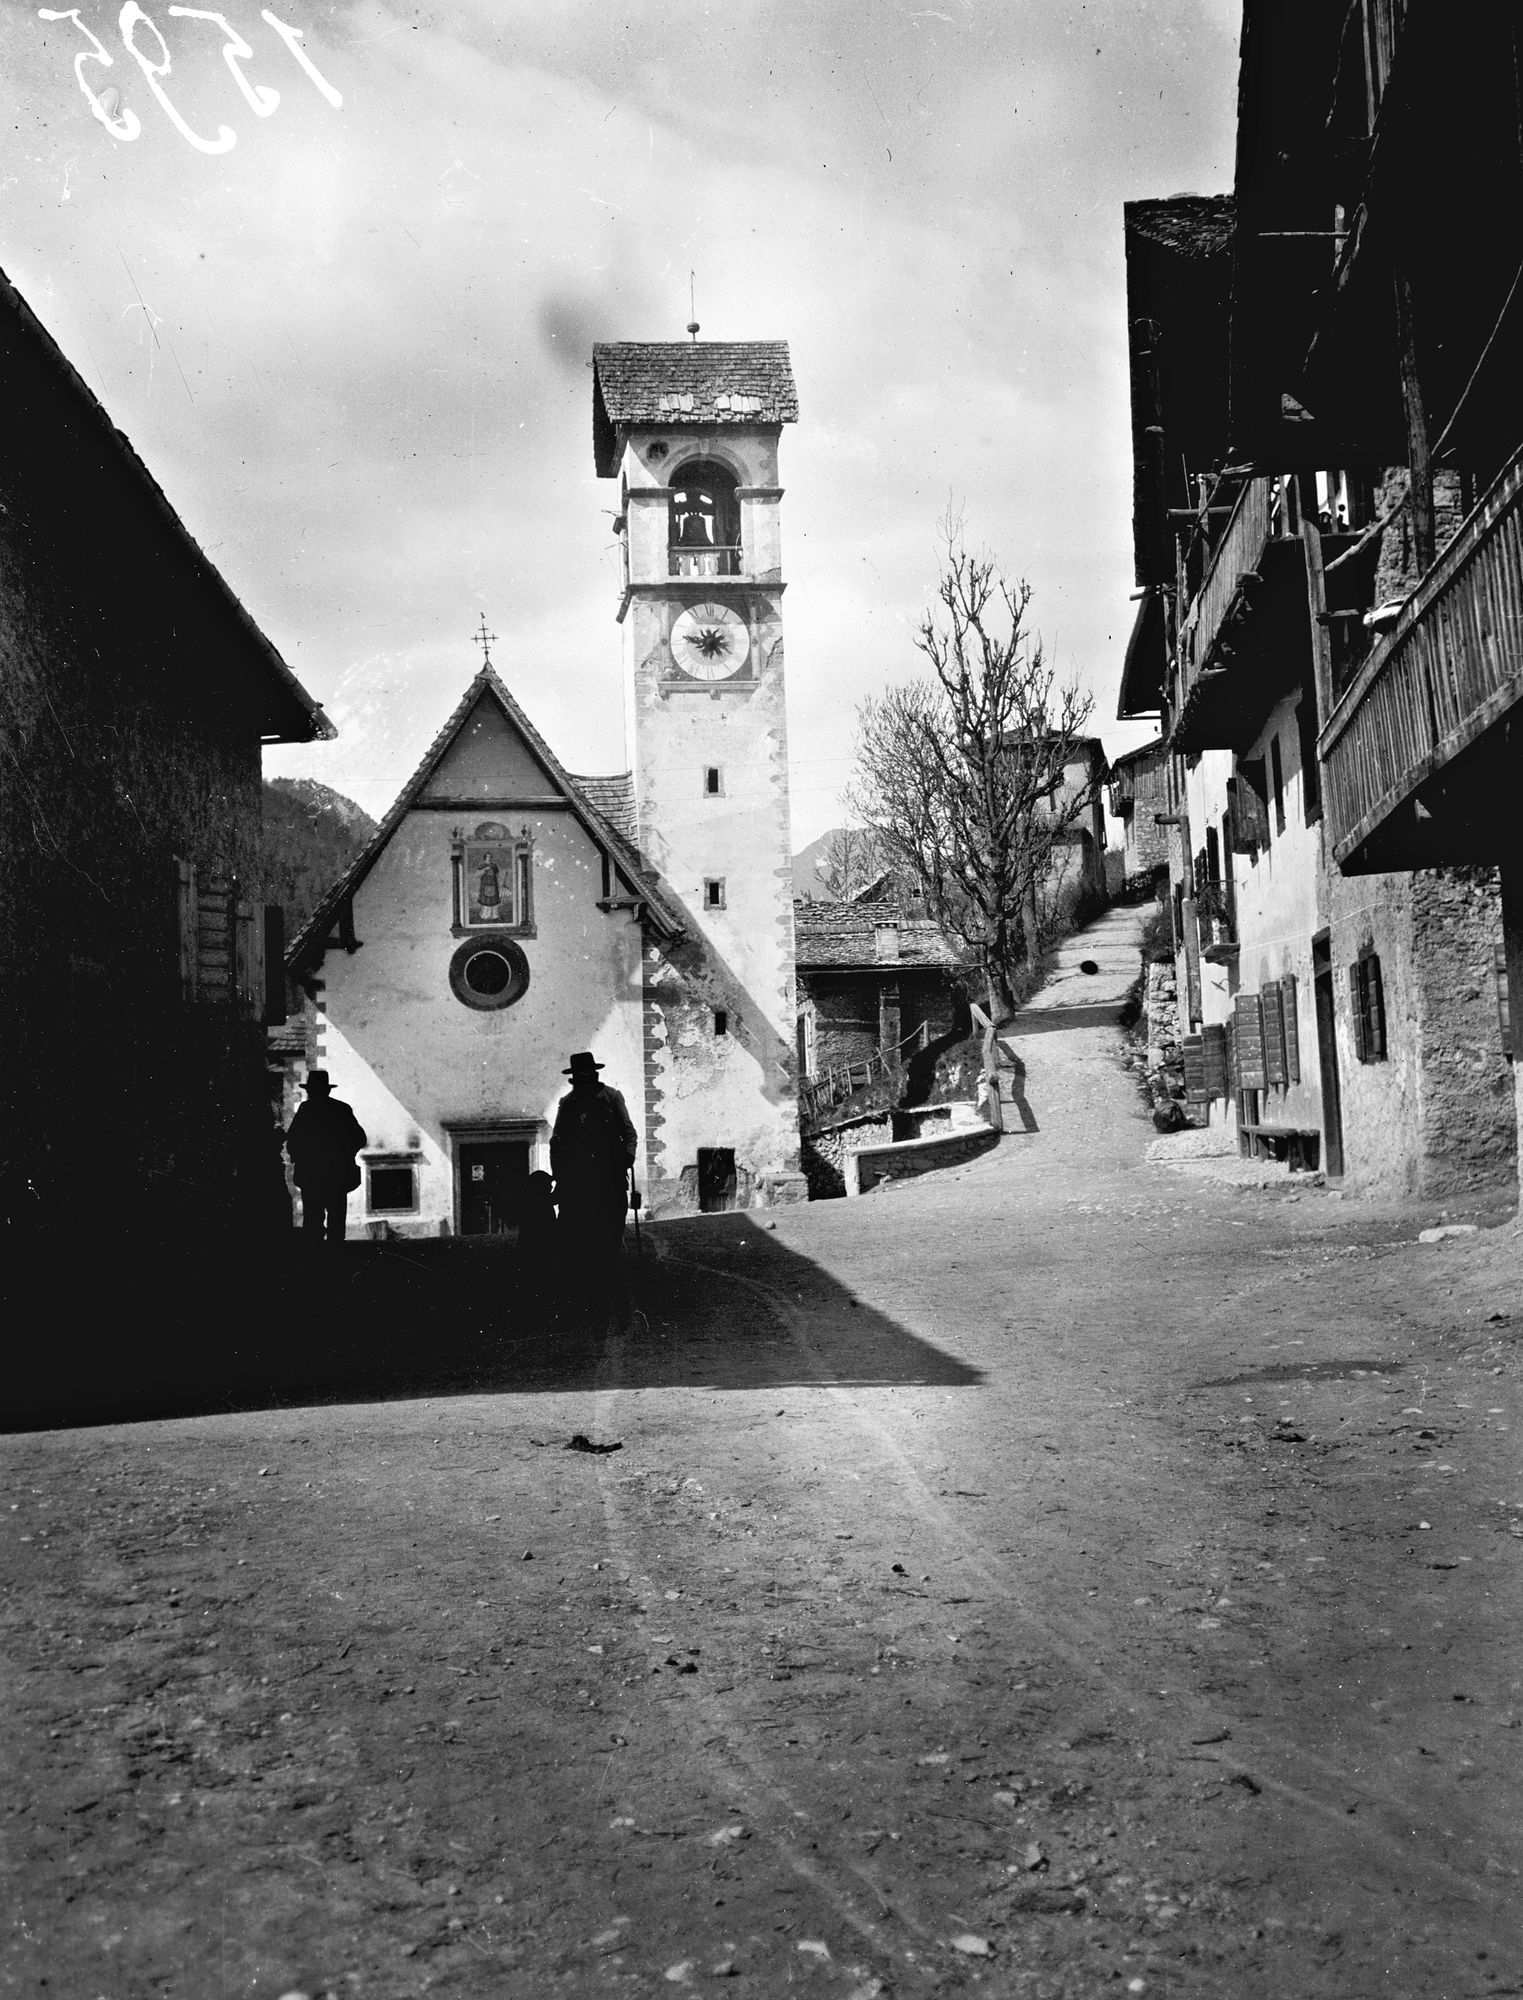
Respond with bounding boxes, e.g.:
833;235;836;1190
4;910;1521;1998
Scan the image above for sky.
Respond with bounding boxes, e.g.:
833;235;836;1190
2;0;1240;845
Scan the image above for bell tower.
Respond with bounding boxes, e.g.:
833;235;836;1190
592;340;805;1211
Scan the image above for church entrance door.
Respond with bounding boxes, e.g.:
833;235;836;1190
457;1139;529;1236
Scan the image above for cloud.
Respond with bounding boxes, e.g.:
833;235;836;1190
6;0;1238;840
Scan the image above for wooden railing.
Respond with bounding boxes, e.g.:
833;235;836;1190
1321;440;1523;864
1181;476;1278;694
799;1024;932;1124
670;544;742;578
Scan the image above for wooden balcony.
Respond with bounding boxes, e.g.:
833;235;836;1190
1321;441;1523;870
1171;478;1308;754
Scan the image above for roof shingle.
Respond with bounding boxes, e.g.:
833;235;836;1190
593;341;797;473
793;902;966;972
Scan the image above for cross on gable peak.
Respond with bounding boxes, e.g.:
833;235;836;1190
472;613;499;667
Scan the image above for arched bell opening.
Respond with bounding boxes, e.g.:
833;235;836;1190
669;458;742;576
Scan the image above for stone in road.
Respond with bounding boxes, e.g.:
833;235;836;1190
4;911;1520;1997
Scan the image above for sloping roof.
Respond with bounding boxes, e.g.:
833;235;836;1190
568;770;636;842
1117;589;1169;718
1124;197;1235;588
1107;736;1169;773
288;667;684;970
0;264;331;746
593;341;798;474
1125;195;1235;260
794;902;966;972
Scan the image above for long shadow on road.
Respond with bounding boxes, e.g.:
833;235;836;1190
4;1214;980;1431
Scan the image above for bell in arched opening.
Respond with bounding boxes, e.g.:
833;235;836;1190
669;458;741;576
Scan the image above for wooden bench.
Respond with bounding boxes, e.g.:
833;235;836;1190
1239;1123;1321;1172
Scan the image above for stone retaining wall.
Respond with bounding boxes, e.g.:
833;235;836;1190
846;1122;1000;1195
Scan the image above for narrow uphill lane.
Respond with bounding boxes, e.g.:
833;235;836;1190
3;905;1520;1998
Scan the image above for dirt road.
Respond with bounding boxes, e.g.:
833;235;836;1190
4;910;1521;1998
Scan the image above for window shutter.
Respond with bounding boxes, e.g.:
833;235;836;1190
1203;1021;1228;1099
1497;944;1513;1059
264;906;287;1026
176;858;198;1002
234;895;259;1016
1234;990;1268;1090
1232;761;1271;854
1183;1033;1207;1103
1280;973;1301;1082
1350;960;1368;1061
1262;983;1287;1087
196;873;234;1006
1367;951;1386;1060
1225;1013;1238;1095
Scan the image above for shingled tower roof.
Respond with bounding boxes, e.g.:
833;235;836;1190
592;341;798;474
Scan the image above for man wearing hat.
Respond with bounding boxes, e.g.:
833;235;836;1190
550;1053;638;1291
283;1070;368;1244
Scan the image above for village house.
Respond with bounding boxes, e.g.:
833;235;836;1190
1120;167;1516;1196
1106;740;1173;896
1026;734;1111;934
0;266;330;1243
1223;0;1522;1195
793;897;969;1108
283;341;808;1230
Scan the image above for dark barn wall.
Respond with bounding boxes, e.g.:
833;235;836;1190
802;970;958;1075
0;300;273;1233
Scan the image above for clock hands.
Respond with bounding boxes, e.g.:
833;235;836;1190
686;624;731;659
671;601;748;679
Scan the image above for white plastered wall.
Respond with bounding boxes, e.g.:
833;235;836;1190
311;804;646;1235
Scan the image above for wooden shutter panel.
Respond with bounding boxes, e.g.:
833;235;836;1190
1233;761;1271;853
264;906;287;1026
176;858;198;1002
1183;1033;1207;1103
197;873;233;1006
1262;983;1288;1087
1350;959;1368;1061
1280;973;1301;1082
1234;990;1268;1090
1203;1021;1228;1099
1225;1012;1238;1095
1225;777;1247;855
1367;951;1387;1059
234;896;259;1016
1498;944;1513;1059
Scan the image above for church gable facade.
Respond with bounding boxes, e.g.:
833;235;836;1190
286;669;679;1236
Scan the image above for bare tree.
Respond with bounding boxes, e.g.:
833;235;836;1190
814;825;883;903
846;524;1096;1019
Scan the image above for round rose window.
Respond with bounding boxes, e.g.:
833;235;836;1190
449;934;530;1011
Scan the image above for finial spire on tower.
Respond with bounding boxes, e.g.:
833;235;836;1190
687;270;699;343
472;613;498;668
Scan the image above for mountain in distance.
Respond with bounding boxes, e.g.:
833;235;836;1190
257;778;377;943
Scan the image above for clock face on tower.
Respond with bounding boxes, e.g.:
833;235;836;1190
669;601;750;681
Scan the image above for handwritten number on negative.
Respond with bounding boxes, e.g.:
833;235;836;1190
37;4;341;146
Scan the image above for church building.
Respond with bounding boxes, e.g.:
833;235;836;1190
284;341;807;1231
